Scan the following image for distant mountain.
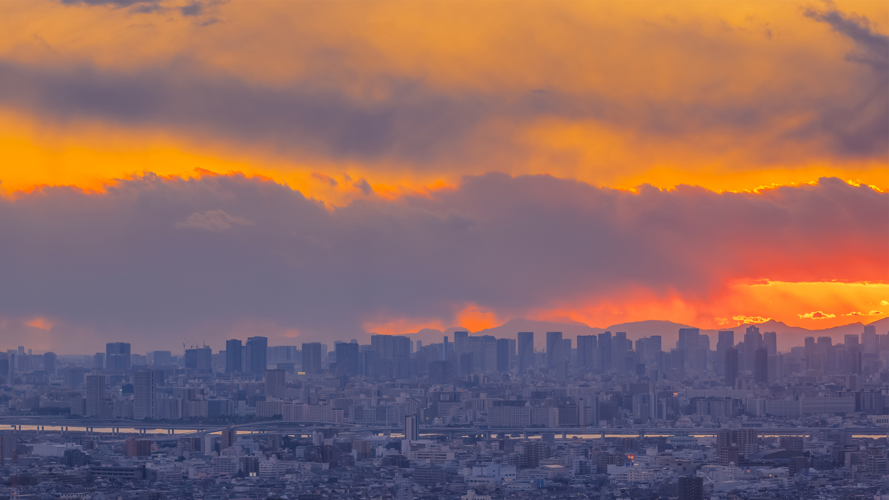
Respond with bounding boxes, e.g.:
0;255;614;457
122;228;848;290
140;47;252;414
401;316;889;353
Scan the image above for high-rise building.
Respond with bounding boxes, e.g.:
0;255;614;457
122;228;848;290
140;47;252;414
545;332;563;369
221;427;237;449
743;326;762;372
0;431;15;463
301;342;322;374
862;325;877;353
151;351;173;366
517;332;534;372
763;331;777;356
133;370;156;420
404;415;419;441
246;336;268;375
613;331;628;372
265;369;286;399
598;332;612;372
43;352;56;375
93;353;105;370
754;347;768;385
725;348;739;388
678;476;703;500
715;331;733;375
225;339;243;373
577;335;597;370
428;360;454;384
496;338;510;372
185;346;212;372
105;342;131;371
85;374;105;417
442;335;449;361
844;334;860;351
334;342;360;376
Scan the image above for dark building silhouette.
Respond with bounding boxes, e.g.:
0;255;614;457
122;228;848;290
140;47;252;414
725;348;739;388
246;336;268;375
185;346;211;372
517;332;534;372
335;342;360;376
43;352;56;375
598;332;612;372
106;342;131;371
678;476;703;500
265;368;286;399
302;342;322;374
225;339;242;373
496;338;510;372
577;335;597;370
754;347;768;384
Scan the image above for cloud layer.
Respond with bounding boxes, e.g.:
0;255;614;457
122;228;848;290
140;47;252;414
0;173;884;352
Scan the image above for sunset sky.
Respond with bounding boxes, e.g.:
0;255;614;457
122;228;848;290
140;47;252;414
0;0;886;352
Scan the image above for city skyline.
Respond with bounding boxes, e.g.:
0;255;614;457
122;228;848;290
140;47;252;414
0;0;885;353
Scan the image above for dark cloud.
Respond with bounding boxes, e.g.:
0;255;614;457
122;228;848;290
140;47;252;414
0;174;883;352
804;4;889;71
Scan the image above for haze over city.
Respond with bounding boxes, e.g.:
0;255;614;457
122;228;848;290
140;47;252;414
0;1;886;500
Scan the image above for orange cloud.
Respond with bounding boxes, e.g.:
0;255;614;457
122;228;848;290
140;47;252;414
798;311;836;320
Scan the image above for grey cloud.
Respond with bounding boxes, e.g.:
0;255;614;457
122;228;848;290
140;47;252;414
804;5;889;71
0;174;883;353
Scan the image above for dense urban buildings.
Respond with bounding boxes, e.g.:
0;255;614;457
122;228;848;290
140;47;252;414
0;321;886;499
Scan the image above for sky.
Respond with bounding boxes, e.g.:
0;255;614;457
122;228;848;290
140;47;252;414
0;0;886;353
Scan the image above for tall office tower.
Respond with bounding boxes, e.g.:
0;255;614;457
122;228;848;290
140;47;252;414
598;332;612;372
678;476;704;500
763;331;777;356
518;332;534;372
105;342;131;371
225;339;243;373
496;338;510;372
404;415;419;441
334;342;360;376
17;346;24;357
5;351;14;376
133;370;156;420
85;374;105;417
577;335;597;370
562;338;572;366
754;347;768;385
0;430;14;463
265;369;286;399
648;335;662;354
185;346;212;372
862;325;877;353
845;334;860;352
301;342;322;374
93;353;105;370
545;332;563;368
481;336;498;374
360;349;377;379
246;336;268;374
715;331;733;375
442;336;449;360
221;427;237;449
612;331;628;372
453;330;469;357
43;352;56;375
724;348;739;388
743;326;762;372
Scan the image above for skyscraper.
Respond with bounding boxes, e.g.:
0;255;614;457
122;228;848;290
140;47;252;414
517;332;534;372
185;346;212;372
613;331;628;372
265;369;286;399
598;332;612;372
763;331;777;356
545;332;563;368
85;374;105;417
754;347;768;385
105;342;131;371
301;342;322;374
725;348;739;388
862;325;877;353
715;331;733;375
678;476;704;500
743;326;762;372
404;415;419;441
225;339;243;373
133;370;156;420
496;338;510;372
43;352;56;375
577;335;597;370
334;342;360;376
246;336;268;375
